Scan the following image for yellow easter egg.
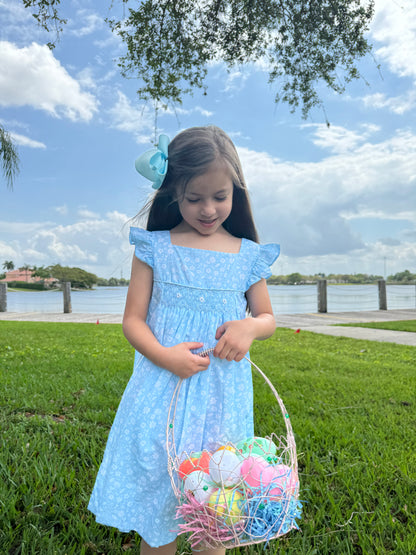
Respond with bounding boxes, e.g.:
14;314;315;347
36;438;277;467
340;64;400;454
216;445;236;453
208;488;244;525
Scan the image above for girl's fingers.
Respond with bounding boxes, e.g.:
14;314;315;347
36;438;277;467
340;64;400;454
226;349;238;361
214;343;244;362
213;342;224;358
184;341;204;351
215;324;226;340
199;355;210;368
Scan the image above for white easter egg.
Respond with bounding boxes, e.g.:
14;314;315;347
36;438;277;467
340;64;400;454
183;470;213;504
209;448;243;487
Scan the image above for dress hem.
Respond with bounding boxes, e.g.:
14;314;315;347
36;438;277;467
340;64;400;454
88;507;179;548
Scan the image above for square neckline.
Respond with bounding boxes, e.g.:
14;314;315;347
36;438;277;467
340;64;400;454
167;230;244;255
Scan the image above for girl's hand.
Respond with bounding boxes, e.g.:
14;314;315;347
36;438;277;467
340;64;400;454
213;280;277;362
213;320;256;362
164;342;210;379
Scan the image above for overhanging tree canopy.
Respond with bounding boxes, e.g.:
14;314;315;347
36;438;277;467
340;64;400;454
109;0;375;118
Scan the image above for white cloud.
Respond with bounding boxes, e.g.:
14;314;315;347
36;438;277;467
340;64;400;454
371;0;416;80
0;41;98;121
70;11;104;37
221;68;250;94
78;208;100;219
361;91;416;115
0;240;18;260
108;91;156;143
0;211;133;278
237;126;416;266
193;107;214;118
275;239;416;277
228;130;251;141
0;221;54;235
108;92;214;143
54;205;68;215
165;105;214;118
10;132;46;149
341;209;416;223
76;67;98;91
303;123;380;154
0;0;41;44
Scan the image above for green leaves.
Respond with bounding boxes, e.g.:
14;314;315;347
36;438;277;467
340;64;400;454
267;0;375;118
47;264;98;289
109;0;210;106
110;0;374;117
0;125;19;190
22;0;67;49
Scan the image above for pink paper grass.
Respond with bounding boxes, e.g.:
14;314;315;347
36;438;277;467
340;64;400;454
176;491;244;549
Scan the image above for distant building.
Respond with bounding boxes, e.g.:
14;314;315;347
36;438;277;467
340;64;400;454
0;269;57;287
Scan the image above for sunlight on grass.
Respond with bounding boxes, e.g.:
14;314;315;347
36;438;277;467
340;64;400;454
1;322;415;554
338;319;416;333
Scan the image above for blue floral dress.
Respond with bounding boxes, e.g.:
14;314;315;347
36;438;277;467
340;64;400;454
88;228;280;547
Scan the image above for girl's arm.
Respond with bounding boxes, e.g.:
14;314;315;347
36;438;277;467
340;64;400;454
122;256;210;379
213;278;276;362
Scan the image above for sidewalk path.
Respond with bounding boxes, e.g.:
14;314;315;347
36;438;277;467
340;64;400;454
276;309;416;346
0;309;415;346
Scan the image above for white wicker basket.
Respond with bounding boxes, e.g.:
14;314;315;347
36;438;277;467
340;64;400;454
166;349;302;549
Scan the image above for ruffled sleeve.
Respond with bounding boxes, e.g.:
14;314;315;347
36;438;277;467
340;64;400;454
247;243;280;289
129;227;154;268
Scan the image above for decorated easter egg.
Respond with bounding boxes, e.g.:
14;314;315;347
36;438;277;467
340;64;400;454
178;451;211;480
208;488;244;525
240;455;270;489
236;436;278;462
183;470;214;504
267;464;299;498
209;448;242;487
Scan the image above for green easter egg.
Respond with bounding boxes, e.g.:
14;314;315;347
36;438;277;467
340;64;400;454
236;436;278;460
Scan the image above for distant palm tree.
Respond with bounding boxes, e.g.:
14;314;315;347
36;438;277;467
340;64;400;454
2;260;14;271
0;125;19;190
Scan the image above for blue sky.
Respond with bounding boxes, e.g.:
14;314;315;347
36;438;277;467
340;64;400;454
0;0;415;280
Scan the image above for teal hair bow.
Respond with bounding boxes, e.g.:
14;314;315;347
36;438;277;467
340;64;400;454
135;134;170;190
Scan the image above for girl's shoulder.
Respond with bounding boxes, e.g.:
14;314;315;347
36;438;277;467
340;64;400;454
245;240;280;289
244;238;280;262
129;227;167;268
129;227;166;245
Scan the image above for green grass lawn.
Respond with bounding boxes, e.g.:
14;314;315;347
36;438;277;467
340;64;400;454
338;319;416;333
1;321;415;554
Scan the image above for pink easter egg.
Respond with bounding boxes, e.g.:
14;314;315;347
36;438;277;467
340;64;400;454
267;464;299;499
240;455;269;488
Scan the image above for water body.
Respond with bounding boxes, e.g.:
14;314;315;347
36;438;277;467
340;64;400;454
5;284;416;315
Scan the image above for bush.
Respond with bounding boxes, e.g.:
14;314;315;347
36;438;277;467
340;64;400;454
47;265;98;289
6;281;46;290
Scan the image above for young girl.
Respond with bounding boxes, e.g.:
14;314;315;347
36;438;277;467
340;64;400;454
88;126;280;554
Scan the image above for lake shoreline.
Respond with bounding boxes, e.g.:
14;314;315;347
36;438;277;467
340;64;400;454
2;284;415;315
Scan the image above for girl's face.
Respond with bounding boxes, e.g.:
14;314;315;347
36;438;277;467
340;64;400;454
177;163;234;236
